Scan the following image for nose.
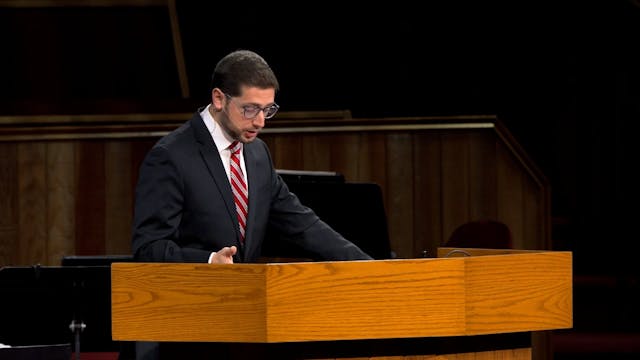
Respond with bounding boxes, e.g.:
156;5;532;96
252;112;265;128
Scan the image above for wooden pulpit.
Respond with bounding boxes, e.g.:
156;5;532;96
111;249;572;359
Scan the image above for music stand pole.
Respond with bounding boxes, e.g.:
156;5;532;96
69;319;85;360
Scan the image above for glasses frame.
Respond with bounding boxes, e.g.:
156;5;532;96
223;92;280;120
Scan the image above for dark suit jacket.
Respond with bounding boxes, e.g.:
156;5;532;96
132;110;372;263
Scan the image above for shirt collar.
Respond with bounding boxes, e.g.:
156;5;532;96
200;104;235;153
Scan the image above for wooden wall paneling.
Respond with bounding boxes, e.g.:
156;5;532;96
386;132;415;258
0;143;18;266
523;176;546;250
413;132;442;257
127;138;162;256
273;135;304;170
496;142;525;249
17;142;47;265
441;133;471;243
300;133;332;171
468;131;498;220
75;141;106;255
328;133;360;181
46;141;76;265
105;140;133;255
356;132;387;187
0;115;550;266
493;121;550;250
130;138;157;192
261;136;276;164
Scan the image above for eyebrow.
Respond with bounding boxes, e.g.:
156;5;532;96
243;102;277;108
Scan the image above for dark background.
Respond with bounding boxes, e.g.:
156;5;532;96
184;0;640;276
3;0;637;274
181;0;639;274
1;1;639;358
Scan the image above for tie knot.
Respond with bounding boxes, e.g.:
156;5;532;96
229;141;242;155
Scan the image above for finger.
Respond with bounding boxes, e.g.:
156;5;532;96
219;246;237;257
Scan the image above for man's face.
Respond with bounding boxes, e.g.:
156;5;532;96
217;86;277;143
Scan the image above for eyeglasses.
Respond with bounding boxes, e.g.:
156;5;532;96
224;93;280;119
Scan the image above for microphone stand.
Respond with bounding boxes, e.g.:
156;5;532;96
69;319;86;360
69;277;87;360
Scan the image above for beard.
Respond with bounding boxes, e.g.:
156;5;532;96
218;107;259;144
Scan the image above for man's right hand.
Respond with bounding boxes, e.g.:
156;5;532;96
209;246;237;264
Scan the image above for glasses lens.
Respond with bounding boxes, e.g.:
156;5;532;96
238;103;279;119
242;106;260;119
264;105;279;119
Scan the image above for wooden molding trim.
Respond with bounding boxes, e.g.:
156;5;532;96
0;113;497;141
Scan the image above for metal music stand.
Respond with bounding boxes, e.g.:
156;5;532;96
0;259;129;359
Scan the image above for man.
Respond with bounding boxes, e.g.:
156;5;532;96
128;49;372;360
132;49;372;266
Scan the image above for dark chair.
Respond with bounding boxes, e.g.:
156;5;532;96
446;220;513;249
262;173;393;260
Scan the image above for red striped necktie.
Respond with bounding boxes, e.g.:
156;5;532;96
228;141;248;243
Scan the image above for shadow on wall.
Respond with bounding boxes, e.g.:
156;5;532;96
446;220;513;249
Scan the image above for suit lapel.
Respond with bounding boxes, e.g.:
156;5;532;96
190;112;238;234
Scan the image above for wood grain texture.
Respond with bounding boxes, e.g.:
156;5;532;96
386;133;415;257
17;142;47;264
112;262;268;342
357;132;387;188
112;252;571;344
441;133;471;242
105;140;133;254
465;252;573;334
496;142;525;249
264;259;466;342
403;348;531;359
273;135;304;169
523;181;543;250
328;133;360;181
432;348;531;359
413;133;442;257
301;134;331;171
46;141;76;265
468;132;497;220
75;141;105;255
0;143;18;266
112;259;466;342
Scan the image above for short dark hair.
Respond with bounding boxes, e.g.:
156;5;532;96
210;50;280;96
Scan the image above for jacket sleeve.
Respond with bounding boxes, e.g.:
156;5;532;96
263;149;373;262
131;144;211;263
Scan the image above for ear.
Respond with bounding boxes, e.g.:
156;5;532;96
211;88;225;110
